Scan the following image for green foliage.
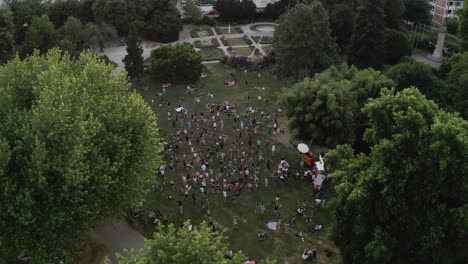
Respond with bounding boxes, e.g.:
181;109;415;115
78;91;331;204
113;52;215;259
274;1;338;80
442;52;468;118
328;3;355;51
144;5;182;43
83;22;117;52
48;0;82;27
149;43;203;83
56;16;85;57
214;0;257;22
6;0;48;43
92;0;131;32
0;49;162;262
280;63;394;146
446;17;459;35
184;0;202;23
261;0;298;21
384;0;404;29
123;29;144;81
383;28;412;64
386;60;448;103
0;7;15;64
22;14;56;56
327;88;468;263
459;0;468;51
117;222;249;264
403;0;431;24
349;0;386;69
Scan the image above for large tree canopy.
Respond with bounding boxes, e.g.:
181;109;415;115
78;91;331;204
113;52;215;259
22;14;56;56
326;88;468;264
0;50;162;262
459;0;468;51
349;0;386;69
273;1;338;80
149;43;202;83
403;0;431;24
280;63;394;146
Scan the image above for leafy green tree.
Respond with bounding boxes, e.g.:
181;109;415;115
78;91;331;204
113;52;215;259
384;0;404;29
0;49;162;263
383;28;412;64
144;8;182;42
56;16;85;57
349;0;386;69
79;0;96;23
22;14;56;56
386;60;457;108
184;0;202;23
262;0;298;21
149;43;202;83
403;0;431;24
117;222;251;264
83;22;117;52
441;52;468;118
326;88;468;264
459;0;468;51
142;0;181;42
446;17;459;35
280;63;394;146
214;0;256;22
92;0;129;32
123;28;144;81
328;4;355;51
48;0;82;27
274;1;338;80
6;0;48;43
0;7;15;64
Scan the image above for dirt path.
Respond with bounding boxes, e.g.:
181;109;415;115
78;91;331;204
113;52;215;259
94;220;146;263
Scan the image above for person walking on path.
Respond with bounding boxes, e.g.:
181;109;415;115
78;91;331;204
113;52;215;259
271;145;276;156
233;216;238;230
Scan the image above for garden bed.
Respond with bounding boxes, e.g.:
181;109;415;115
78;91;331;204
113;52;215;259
198;48;225;61
193;38;220;48
190;28;214;38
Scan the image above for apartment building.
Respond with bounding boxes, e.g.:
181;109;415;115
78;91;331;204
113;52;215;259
430;0;464;25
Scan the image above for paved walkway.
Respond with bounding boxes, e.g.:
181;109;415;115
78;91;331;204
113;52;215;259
97;22;276;74
412;53;442;68
95;220;146;264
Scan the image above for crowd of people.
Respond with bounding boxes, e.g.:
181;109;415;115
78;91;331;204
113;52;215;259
141;78;333;260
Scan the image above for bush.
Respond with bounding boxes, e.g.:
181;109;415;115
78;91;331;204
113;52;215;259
225;56;251;69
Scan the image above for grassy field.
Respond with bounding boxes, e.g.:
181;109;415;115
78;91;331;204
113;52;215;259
226;37;249;46
231;47;253;57
133;63;340;264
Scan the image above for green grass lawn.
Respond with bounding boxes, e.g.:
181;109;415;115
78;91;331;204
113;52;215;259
226;37;249;46
133;63;340;264
231;47;253;57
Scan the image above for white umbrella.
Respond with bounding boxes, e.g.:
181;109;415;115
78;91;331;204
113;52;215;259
297;143;309;153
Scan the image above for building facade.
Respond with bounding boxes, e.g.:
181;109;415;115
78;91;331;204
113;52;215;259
430;0;464;25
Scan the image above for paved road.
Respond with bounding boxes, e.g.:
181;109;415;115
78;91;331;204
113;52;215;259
95;221;146;264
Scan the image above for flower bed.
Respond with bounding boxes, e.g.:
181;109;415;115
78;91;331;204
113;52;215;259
193;38;220;48
198;48;225;61
190;28;213;38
